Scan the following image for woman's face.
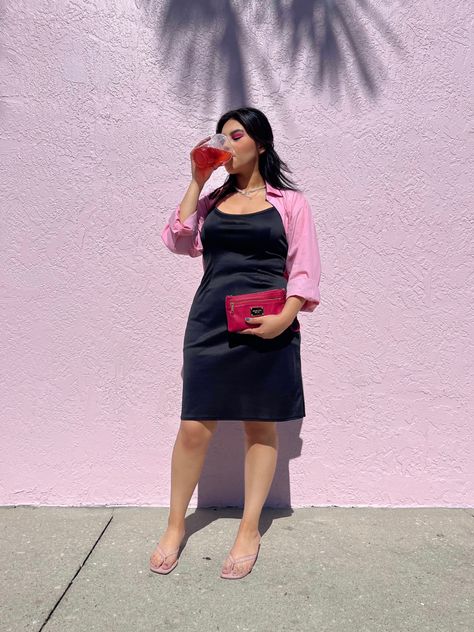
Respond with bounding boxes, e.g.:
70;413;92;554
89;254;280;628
220;119;263;173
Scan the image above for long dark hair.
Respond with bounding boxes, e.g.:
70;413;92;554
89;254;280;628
209;107;301;205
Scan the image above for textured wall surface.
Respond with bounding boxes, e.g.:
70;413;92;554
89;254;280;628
1;0;473;507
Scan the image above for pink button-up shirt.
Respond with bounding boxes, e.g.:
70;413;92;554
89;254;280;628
161;181;321;312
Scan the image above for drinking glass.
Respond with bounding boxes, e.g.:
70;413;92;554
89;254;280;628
192;133;234;169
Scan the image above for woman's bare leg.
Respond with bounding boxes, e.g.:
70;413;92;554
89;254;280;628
150;419;218;570
221;421;278;576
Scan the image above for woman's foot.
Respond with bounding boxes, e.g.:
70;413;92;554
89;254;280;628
221;528;261;577
149;525;186;572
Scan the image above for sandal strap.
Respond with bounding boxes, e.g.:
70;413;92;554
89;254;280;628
228;546;260;565
156;544;180;560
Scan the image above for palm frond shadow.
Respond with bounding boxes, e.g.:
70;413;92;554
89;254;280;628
138;0;403;113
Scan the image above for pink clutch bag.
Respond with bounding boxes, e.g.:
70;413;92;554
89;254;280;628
225;288;287;333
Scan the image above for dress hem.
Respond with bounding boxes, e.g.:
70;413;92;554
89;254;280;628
180;414;305;421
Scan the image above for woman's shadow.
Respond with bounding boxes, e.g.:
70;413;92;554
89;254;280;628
182;419;304;539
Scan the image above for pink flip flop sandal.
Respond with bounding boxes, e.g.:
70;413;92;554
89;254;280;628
149;544;181;575
220;543;261;579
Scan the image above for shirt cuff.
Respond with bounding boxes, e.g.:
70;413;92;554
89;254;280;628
170;205;196;234
286;284;320;313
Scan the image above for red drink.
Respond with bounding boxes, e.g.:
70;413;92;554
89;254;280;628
193;146;233;169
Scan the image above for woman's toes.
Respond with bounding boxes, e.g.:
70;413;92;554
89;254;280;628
222;560;232;574
233;561;249;575
150;549;176;569
150;552;164;568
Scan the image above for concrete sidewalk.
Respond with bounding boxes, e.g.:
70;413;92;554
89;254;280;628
1;507;473;631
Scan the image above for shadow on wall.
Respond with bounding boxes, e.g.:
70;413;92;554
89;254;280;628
137;0;403;112
197;420;305;510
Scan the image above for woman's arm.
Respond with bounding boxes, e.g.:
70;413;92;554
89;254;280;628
284;191;322;312
279;296;306;327
161;181;210;257
178;180;203;223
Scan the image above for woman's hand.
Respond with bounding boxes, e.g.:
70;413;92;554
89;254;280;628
238;314;291;339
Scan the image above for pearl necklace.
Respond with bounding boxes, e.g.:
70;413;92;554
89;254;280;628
234;184;266;198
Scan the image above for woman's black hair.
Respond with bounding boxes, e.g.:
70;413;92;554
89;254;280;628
208;107;301;204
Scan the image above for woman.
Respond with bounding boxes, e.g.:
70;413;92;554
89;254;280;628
151;107;321;579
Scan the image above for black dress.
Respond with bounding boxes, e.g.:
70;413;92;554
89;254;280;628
180;203;305;422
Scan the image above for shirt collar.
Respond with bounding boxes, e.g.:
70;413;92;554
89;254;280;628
265;181;284;197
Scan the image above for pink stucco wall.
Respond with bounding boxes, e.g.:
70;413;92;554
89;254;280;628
1;1;472;507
